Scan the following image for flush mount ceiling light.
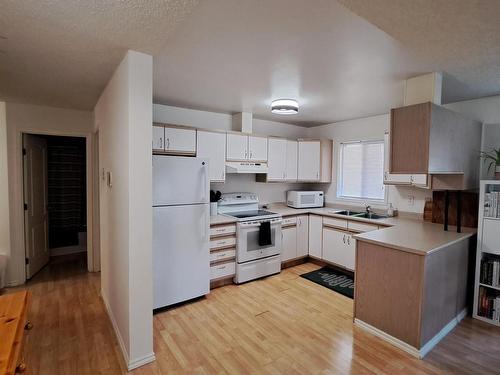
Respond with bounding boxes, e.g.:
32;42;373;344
271;99;299;115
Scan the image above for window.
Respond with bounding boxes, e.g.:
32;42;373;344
337;140;385;201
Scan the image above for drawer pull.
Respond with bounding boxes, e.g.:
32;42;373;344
16;363;27;373
24;321;33;330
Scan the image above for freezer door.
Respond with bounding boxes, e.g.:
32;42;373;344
153;204;210;309
153;155;209;206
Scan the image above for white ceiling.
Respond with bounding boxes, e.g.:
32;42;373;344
0;0;198;109
1;0;499;126
338;0;500;104
154;0;434;126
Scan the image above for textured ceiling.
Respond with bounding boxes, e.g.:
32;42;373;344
0;0;199;109
337;0;500;104
154;0;433;126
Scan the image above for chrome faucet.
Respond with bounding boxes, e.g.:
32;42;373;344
365;205;372;215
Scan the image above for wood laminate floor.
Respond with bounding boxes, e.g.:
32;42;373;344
6;257;500;374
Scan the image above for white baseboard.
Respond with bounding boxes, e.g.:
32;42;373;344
101;290;156;371
355;308;467;359
354;319;421;357
419;308;467;357
128;353;156;371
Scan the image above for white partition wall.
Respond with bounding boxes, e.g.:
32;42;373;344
94;50;154;370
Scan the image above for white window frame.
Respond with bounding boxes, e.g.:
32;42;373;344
336;139;388;204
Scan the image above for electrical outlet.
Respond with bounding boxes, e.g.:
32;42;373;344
408;195;415;207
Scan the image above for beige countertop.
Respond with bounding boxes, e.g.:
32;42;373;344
209;214;237;226
265;203;476;256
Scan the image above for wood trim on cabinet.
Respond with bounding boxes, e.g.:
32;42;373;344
281;257;308;269
389;102;431;174
210;275;235;289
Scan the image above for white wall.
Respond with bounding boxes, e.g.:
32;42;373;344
445;96;500;179
153;104;310;203
95;50;154;370
0;103;10;261
3;102;94;285
307;114;432;213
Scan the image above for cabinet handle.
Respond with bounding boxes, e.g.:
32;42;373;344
316;172;319;179
410;175;414;182
24;321;33;330
347;236;350;245
166;138;170;149
384;171;387;180
250;151;253;159
343;234;346;244
160;137;163;149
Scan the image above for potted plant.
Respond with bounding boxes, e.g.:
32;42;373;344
481;148;500;179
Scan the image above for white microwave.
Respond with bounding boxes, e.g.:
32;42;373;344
287;191;324;208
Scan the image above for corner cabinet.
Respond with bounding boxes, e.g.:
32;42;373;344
388;102;482;190
258;138;298;183
297;139;332;183
308;215;323;259
197;130;226;182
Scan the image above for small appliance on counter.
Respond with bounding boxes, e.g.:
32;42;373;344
287;191;324;208
218;193;282;283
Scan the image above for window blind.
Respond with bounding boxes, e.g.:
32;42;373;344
338;140;385;200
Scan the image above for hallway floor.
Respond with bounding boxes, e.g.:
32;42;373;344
5;258;500;374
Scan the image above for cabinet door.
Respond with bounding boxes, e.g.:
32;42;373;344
226;133;248;161
322;227;349;268
197;131;226;182
390;103;430;173
345;234;356;271
164;127;196;154
297;141;320;181
308;215;323;258
285;140;298;181
248;136;268;162
152;126;164;151
383;132;411;185
282;226;298;262
296;215;309;257
267;138;287;181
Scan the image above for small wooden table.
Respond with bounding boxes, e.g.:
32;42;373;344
0;291;31;375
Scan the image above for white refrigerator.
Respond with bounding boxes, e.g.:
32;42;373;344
153;155;210;309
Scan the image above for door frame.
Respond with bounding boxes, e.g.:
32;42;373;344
16;129;97;283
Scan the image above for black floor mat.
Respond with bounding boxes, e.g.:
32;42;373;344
300;266;354;299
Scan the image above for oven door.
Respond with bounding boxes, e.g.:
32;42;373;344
237;220;282;263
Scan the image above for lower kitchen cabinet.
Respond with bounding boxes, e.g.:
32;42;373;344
209;223;236;287
322;227;355;270
282;224;298;262
308;215;323;259
296;215;309;257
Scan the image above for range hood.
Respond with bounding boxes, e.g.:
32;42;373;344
226;161;268;174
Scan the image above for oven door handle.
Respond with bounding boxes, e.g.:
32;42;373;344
240;220;282;228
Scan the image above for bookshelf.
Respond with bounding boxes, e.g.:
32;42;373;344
473;180;500;325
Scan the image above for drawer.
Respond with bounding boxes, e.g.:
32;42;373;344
348;221;379;233
210;236;236;250
210;248;236;263
210;261;236;280
282;216;297;227
210;224;236;237
323;216;348;230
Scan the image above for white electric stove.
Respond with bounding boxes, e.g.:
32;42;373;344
218;193;282;283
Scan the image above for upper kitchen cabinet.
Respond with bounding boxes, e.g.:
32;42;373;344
248;136;268;162
226;133;268;162
197;130;226;182
226;133;248;160
152;125;165;152
297;139;332;182
266;138;287;181
285;140;298;181
389;102;482;189
155;124;196;155
257;138;297;182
